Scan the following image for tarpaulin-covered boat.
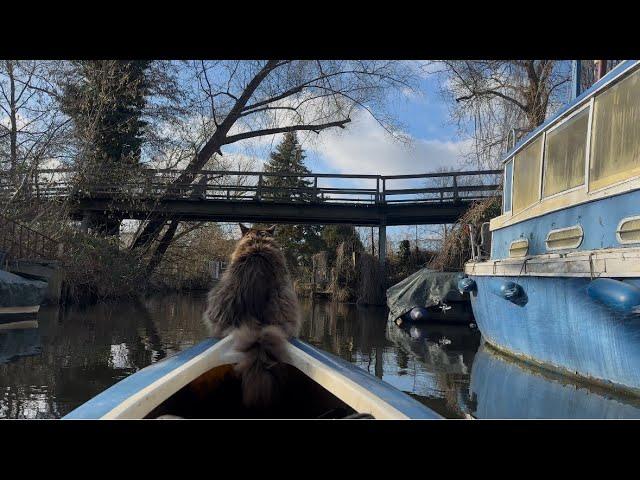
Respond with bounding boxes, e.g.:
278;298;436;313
386;268;473;325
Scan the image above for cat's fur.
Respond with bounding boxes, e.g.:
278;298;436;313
203;223;301;408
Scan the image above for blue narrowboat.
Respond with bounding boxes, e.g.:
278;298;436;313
64;334;442;419
462;60;640;395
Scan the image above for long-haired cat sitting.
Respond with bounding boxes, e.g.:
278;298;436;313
203;223;301;409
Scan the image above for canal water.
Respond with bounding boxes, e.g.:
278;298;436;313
2;293;640;419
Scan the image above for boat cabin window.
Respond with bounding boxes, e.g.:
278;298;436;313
512;135;543;214
543;107;589;197
589;68;640;190
503;159;513;213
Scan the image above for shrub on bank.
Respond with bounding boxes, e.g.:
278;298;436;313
428;197;501;271
61;232;146;304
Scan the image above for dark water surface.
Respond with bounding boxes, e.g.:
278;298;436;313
2;293;640;419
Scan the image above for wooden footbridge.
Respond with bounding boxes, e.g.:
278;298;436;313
1;167;502;263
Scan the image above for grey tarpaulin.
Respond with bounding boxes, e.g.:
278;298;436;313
386;268;466;320
0;270;47;307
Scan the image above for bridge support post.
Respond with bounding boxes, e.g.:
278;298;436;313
378;224;386;267
80;212;90;234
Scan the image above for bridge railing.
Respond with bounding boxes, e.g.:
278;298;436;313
381;170;502;204
0;213;63;262
0;168;502;206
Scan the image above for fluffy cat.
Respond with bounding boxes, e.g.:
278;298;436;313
203;223;301;408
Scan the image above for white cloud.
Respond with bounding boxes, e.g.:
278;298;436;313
308;109;470;177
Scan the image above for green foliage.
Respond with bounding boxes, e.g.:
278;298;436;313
263;132;325;272
263;132;313;201
321;224;363;264
61;60;151;173
398;239;411;263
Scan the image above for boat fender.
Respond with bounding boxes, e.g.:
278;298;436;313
409;306;430;321
458;277;477;294
586;278;640;314
488;280;526;305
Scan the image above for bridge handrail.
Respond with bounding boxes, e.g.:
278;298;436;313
4;167;502;207
29;167;502;180
380;169;502;180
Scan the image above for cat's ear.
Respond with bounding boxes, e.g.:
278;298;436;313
239;223;249;236
266;224;276;235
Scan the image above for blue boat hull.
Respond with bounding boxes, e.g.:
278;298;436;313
468;275;640;393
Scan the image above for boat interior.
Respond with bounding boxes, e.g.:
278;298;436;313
145;363;373;419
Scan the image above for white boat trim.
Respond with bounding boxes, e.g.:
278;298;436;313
465;247;640;278
77;333;438;420
0;320;39;330
0;305;40;315
102;335;235;419
287;342;410;419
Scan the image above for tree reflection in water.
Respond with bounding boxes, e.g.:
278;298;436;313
3;293;636;419
0;294;209;418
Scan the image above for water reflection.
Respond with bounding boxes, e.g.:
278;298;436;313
1;293;640;419
299;299;480;418
0;326;41;364
470;342;640;419
0;294;208;419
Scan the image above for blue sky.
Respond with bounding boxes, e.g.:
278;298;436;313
300;74;468;174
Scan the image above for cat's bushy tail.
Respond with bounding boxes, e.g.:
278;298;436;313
232;324;289;408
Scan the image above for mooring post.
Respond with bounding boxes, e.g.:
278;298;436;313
378;223;386;267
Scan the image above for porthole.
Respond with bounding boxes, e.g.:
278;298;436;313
545;225;584;251
509;238;529;258
616;216;640;244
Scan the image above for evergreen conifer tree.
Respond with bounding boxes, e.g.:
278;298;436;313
263;131;313;202
62;60;151;176
262;132;324;271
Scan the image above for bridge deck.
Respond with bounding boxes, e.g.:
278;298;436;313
70;197;478;226
2;168;502;226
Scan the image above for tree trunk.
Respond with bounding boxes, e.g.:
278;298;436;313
131;61;282;258
145;219;180;276
7;61;18;187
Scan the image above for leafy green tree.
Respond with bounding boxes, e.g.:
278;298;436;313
263;131;313;201
398;240;411;264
